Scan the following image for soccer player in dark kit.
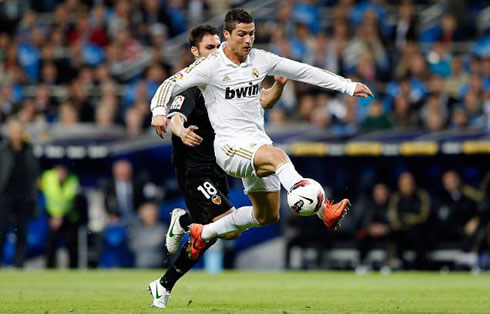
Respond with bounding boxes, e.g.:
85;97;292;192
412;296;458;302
147;24;287;308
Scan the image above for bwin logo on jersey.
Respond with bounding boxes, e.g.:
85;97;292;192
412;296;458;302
225;82;260;99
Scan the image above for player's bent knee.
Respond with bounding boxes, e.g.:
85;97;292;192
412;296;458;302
255;146;289;177
255;212;280;225
269;147;289;164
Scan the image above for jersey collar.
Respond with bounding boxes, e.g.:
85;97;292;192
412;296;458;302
219;42;252;68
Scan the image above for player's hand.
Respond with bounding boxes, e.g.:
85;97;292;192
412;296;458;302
353;83;374;98
151;115;168;139
274;76;288;86
464;217;479;235
49;217;63;231
180;125;203;147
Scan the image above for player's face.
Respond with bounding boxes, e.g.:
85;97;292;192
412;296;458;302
226;23;255;60
196;34;220;58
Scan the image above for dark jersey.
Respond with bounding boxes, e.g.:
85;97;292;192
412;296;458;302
168;87;233;223
168;87;216;167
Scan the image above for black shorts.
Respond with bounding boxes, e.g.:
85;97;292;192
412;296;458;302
175;164;233;224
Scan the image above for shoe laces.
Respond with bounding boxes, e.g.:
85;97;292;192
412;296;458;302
324;198;334;209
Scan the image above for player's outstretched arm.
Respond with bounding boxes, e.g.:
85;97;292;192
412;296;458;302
268;52;373;98
260;76;288;109
170;114;203;147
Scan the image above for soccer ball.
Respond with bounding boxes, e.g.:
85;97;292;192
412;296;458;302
287;179;325;216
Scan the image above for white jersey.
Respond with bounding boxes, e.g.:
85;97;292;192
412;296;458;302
151;43;357;143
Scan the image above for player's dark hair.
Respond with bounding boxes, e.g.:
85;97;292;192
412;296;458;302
189;24;219;48
224;8;254;34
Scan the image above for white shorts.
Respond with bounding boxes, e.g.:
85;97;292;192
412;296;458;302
214;139;281;194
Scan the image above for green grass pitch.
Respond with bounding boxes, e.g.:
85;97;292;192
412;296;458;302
0;270;488;313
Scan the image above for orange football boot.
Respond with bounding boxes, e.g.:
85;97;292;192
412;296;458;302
321;198;351;229
187;223;206;260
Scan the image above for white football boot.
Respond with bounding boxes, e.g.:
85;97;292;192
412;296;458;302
166;208;187;255
148;279;171;308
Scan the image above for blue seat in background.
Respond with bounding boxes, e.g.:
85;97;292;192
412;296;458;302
99;224;134;268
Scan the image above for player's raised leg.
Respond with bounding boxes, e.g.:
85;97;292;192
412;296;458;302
252;144;351;229
195;189;279;238
187;144;350;259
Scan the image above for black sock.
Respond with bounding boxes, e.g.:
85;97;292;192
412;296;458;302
160;241;214;291
179;212;192;231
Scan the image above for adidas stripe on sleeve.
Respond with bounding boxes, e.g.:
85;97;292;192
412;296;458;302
150;57;211;117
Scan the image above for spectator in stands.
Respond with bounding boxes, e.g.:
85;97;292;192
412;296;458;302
388;172;431;269
449;107;469;129
438;14;464;43
391;96;419;128
128;202;167;268
275;2;295;39
424;110;446;132
297;94;315;122
459;73;484;101
331;96;360;135
463;91;485;128
289;22;314;61
95;105;117;129
125;107;146;138
310;94;332;128
484;90;490;130
102;160;149;227
0;119;40;268
393;0;418;51
357;183;391;270
477;172;490;225
444;56;469;99
41;164;86;268
108;0;132;39
434;171;482;259
344;11;389;79
427;42;452;78
360;100;393;132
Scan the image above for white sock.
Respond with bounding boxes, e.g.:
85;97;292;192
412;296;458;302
275;162;303;192
201;206;261;241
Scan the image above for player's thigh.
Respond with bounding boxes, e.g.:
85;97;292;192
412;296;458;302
182;172;233;224
214;140;268;178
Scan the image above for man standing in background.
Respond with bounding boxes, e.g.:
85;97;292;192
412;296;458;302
41;163;85;268
0;119;40;268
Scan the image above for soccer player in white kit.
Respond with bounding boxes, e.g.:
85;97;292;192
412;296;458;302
151;8;374;259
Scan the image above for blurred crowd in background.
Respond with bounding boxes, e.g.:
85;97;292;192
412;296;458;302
0;0;489;271
0;0;489;135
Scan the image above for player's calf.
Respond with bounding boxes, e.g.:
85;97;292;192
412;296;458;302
220;231;241;240
253;210;280;225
